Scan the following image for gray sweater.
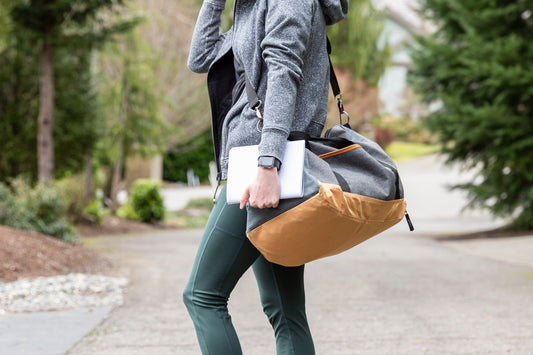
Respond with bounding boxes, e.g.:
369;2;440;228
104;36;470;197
188;0;348;179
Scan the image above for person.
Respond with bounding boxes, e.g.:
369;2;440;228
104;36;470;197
182;0;348;354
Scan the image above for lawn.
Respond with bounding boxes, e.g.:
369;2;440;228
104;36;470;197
385;141;440;162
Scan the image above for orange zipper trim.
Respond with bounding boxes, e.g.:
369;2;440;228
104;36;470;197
319;144;361;159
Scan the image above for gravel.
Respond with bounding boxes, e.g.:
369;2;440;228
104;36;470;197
0;273;128;313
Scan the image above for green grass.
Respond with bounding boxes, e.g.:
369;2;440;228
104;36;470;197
165;198;214;229
185;198;214;210
170;214;211;229
385;141;440;162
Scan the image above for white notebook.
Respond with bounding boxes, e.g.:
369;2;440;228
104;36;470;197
226;140;306;204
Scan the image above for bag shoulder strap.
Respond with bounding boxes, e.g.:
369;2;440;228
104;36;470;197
326;38;341;99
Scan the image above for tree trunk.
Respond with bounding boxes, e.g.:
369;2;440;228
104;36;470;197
37;39;55;184
84;154;94;204
110;154;123;215
109;61;130;215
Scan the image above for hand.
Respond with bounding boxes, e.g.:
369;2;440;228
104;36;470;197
240;167;280;209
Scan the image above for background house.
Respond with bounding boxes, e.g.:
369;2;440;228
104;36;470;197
374;0;430;118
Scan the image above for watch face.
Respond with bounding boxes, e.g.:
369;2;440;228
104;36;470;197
258;156;275;168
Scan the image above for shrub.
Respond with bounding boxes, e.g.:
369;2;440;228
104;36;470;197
372;115;434;144
83;199;109;224
0;183;23;228
126;179;165;223
163;130;214;183
0;178;79;244
374;127;395;149
117;202;138;220
56;173;87;222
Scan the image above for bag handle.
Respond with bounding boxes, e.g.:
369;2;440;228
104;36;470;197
288;131;355;149
244;37;349;128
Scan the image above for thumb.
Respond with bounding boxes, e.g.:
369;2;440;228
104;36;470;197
240;187;250;210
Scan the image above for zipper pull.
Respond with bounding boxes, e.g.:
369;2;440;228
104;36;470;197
405;211;414;231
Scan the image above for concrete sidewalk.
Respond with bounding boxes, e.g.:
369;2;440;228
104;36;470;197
2;154;532;354
161;184;214;211
0;306;112;355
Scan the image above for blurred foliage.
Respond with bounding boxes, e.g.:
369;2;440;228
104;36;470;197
96;27;167;163
117;201;138;220
410;0;533;230
0;178;79;244
9;0;136;42
128;0;211;148
0;1;11;51
9;0;139;183
83;199;109;223
372;115;435;144
163;129;214;183
374;127;394;149
0;24;99;182
56;173;87;222
95;26;168;212
0;0;138;183
385;141;439;162
0;29;39;181
327;0;391;86
185;197;214;211
165;197;213;229
119;179;165;223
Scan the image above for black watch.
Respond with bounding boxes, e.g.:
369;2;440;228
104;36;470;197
258;156;281;170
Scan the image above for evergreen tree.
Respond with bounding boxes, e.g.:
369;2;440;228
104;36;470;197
0;29;39;181
0;25;102;183
0;1;135;183
410;0;533;229
9;0;136;183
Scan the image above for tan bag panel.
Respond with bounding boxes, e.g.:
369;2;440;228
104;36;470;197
247;183;406;266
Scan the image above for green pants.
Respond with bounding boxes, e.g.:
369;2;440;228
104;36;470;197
183;186;315;355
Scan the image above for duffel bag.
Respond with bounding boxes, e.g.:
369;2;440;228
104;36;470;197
245;124;413;266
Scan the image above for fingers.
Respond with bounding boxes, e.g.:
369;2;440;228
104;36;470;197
240;188;250;210
241;168;280;209
240;187;280;209
248;192;280;209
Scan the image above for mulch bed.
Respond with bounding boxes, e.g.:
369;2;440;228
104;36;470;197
1;216;169;283
75;215;167;237
0;225;113;283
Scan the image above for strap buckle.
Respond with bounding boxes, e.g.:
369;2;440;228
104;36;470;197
336;94;350;125
253;100;263;132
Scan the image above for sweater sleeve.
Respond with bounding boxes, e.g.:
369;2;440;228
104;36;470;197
258;0;316;161
187;0;228;73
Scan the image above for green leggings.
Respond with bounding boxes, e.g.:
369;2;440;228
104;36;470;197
182;186;315;355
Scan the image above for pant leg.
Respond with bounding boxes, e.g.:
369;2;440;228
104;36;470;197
183;186;261;355
253;256;315;355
